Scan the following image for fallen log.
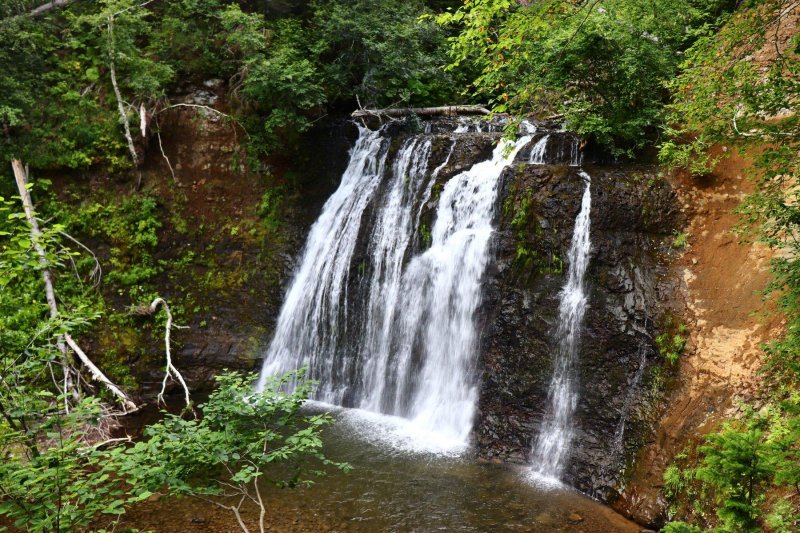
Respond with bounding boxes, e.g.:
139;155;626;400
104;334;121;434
351;105;491;119
28;0;72;17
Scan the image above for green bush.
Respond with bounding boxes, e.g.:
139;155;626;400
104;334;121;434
111;370;350;532
437;0;736;156
663;405;800;532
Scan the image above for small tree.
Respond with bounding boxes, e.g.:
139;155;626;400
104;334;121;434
0;397;153;532
695;424;776;532
113;370;349;533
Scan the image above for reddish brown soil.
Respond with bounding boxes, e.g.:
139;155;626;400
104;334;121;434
614;147;785;525
613;4;799;525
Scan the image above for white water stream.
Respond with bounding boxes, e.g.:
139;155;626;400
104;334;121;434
528;135;550;164
531;171;592;478
258;124;531;452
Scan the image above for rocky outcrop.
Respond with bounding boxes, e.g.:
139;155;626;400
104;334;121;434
108;110;682;516
475;162;681;500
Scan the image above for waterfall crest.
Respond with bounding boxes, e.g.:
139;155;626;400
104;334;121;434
258;122;531;451
531;171;592;478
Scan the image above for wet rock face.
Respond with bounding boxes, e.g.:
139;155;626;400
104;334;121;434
134;114;357;394
157;111;679;503
476;163;680;499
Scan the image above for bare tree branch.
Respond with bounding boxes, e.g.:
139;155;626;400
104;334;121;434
157;103;246;142
28;0;72;17
107;15;140;166
135;297;191;409
57;230;102;287
155;118;177;183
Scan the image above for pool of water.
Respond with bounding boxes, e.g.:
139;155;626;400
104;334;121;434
122;405;640;532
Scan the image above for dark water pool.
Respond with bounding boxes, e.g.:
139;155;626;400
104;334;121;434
122;405;640;532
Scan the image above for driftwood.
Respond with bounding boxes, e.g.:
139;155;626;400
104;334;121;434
351;105;491;119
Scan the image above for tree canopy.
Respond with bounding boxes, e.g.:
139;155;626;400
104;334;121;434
437;0;737;156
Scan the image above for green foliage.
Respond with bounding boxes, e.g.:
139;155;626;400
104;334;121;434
661;4;800;526
0;189;101;360
662;522;703;533
225;11;326;154
673;231;688;249
0;0;175;169
53;194;162;287
437;0;736;156
310;0;460;108
656;330;687;365
257;186;285;233
2;0;460;167
0;190;142;531
664;403;800;531
112;370;349;529
696;425;773;531
0;369;344;532
0;398;153;532
1;197;344;528
766;500;799;533
656;317;687;365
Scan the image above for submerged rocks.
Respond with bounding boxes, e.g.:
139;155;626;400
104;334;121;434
475;162;680;500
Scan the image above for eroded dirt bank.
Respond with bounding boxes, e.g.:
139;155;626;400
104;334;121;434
614;150;785;526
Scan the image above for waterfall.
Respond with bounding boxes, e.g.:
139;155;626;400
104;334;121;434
531;171;592;478
255;126;390;399
529;135;550;164
258;122;532;451
569;137;583;167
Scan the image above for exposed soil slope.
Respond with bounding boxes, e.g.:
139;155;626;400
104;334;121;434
614;149;785;526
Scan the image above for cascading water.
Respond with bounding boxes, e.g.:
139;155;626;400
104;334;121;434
569;137;583;167
529;135;550;164
531;171;592;478
258;122;532;451
255;126;390;400
527;133;581;166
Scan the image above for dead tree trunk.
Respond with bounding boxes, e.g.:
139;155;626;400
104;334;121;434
11;161;60;325
11;160;76;404
11;160;137;412
107;15;139;166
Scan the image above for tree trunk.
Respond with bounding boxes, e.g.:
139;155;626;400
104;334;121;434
11;160;137;412
351;105;491;119
107;16;140;166
11;160;74;402
11;161;60;323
